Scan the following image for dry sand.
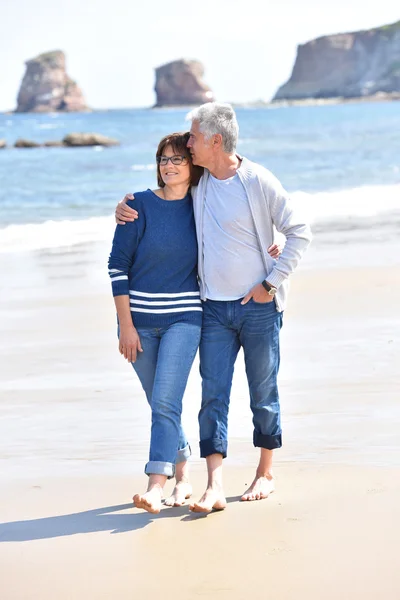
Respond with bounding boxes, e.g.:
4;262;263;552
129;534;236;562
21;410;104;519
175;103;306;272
0;238;399;599
1;464;399;600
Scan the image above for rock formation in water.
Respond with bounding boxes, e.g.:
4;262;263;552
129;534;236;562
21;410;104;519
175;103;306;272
15;50;88;113
273;20;400;101
14;139;41;148
9;133;119;149
154;59;214;107
62;133;119;146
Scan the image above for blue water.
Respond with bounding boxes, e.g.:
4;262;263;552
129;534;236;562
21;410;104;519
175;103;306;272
0;102;399;230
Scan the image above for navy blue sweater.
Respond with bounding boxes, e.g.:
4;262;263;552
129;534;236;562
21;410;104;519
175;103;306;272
108;190;202;328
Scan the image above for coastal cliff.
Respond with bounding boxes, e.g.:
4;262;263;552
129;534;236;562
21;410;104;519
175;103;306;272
15;50;88;113
273;20;400;101
154;59;214;107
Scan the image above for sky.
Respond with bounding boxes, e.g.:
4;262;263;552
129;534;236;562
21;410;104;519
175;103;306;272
0;0;399;111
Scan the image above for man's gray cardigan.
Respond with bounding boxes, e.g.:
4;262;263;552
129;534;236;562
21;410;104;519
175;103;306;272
192;156;312;312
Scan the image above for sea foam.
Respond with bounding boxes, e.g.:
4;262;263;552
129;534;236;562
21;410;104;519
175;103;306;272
0;184;398;254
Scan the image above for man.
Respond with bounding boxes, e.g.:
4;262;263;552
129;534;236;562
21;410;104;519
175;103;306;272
116;103;312;512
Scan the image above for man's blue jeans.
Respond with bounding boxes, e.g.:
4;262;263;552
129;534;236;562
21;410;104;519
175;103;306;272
199;298;283;458
131;322;201;478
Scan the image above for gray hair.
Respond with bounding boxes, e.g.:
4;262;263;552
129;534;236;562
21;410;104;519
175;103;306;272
187;102;239;154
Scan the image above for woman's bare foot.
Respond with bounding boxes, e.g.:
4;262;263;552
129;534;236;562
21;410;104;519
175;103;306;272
164;481;193;507
164;459;192;507
133;483;163;514
189;487;227;513
241;476;275;501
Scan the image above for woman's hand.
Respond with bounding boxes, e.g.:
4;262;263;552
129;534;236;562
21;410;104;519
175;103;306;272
267;244;282;259
115;194;139;224
119;326;143;362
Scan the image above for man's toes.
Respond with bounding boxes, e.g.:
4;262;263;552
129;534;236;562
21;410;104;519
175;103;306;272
241;492;255;501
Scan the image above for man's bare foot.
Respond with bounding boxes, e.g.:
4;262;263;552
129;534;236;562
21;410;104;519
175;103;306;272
164;481;193;507
241;476;275;501
133;485;163;514
189;488;227;513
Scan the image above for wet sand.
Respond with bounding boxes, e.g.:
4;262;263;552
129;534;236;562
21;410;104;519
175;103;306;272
0;230;400;599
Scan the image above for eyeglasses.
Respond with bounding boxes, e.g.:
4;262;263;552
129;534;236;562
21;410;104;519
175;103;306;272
156;155;189;166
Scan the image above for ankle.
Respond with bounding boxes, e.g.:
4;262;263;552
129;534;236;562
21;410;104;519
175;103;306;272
206;481;223;492
147;482;164;493
255;471;273;481
176;474;190;485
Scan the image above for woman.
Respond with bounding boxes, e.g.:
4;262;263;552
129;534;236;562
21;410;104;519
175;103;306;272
109;132;281;514
108;132;203;514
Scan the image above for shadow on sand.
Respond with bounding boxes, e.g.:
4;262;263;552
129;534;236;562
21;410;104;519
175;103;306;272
0;496;242;542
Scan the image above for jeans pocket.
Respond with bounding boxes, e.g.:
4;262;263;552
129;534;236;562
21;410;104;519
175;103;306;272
251;298;275;306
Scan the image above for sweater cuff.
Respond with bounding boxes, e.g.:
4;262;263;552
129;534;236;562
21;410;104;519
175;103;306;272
111;278;129;297
265;269;287;290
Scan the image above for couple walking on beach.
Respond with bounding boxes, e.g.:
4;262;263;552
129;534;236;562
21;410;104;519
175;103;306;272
109;102;312;514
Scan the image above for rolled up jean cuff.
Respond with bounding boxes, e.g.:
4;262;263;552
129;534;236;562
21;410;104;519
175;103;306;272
145;461;175;479
176;444;191;464
253;431;282;450
199;438;227;459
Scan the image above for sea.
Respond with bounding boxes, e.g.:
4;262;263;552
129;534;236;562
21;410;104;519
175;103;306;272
0;101;399;254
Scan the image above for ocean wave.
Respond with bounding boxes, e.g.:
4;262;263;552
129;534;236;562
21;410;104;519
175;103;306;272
0;184;398;254
0;216;115;254
130;164;156;171
291;184;400;223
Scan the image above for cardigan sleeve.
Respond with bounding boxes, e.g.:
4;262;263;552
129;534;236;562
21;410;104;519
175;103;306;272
260;171;312;289
107;201;145;296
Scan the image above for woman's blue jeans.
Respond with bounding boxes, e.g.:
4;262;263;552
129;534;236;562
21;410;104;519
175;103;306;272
131;322;201;478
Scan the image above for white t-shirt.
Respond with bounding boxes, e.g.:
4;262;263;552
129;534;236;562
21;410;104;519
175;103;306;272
203;172;267;300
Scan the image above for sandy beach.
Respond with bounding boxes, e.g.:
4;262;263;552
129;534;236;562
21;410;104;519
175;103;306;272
1;464;399;600
1;220;400;599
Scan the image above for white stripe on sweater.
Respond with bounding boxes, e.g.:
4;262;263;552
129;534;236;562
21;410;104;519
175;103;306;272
130;299;201;306
131;307;203;314
111;275;128;282
130;290;200;298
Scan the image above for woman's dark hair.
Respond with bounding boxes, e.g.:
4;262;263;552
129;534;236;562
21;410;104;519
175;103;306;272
156;132;203;188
